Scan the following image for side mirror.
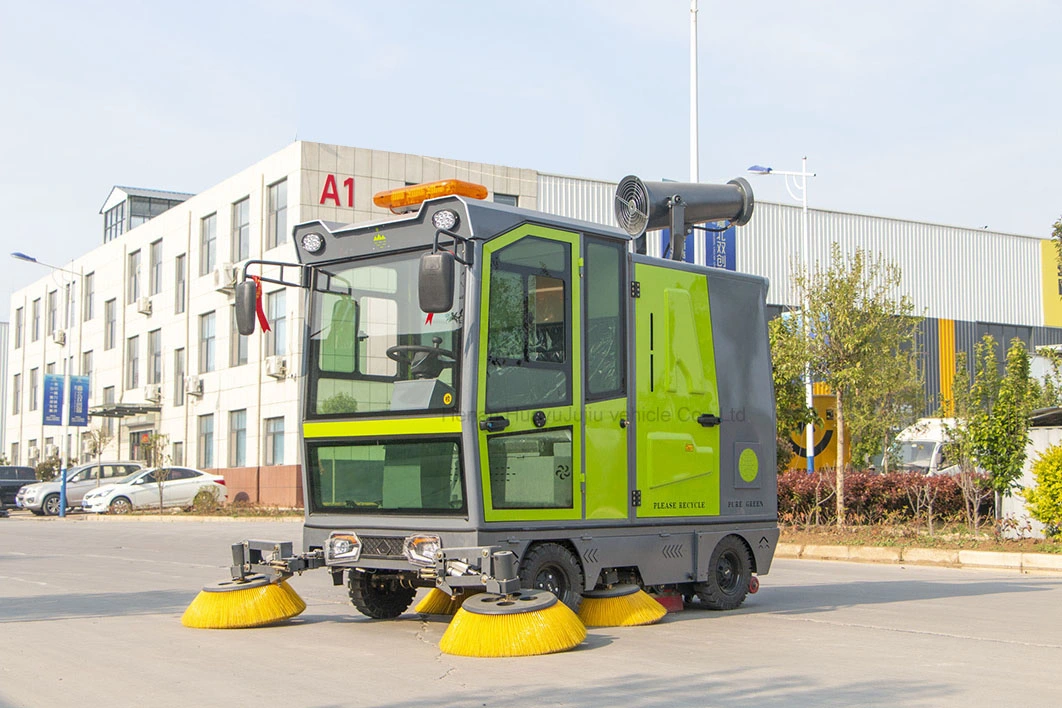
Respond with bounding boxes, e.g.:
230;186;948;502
419;252;455;313
234;280;258;335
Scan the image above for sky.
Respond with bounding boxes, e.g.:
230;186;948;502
2;0;1060;317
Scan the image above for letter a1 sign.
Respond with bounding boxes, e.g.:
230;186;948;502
319;174;355;207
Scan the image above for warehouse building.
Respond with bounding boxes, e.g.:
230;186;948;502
6;140;1060;501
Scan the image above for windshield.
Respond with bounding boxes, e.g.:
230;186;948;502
898;441;937;470
307;251;463;417
307;439;465;515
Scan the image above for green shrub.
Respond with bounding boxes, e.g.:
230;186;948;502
1023;443;1062;537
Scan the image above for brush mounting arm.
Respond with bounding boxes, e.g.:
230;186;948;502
230;539;326;583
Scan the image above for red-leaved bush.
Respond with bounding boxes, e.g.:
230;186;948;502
777;469;989;526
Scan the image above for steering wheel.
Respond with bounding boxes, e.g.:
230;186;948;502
386;338;457;379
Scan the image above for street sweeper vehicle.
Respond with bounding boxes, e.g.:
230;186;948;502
182;173;779;656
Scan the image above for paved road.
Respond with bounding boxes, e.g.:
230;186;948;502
1;515;1059;707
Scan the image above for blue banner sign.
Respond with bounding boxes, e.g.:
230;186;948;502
657;222;736;270
69;376;90;427
43;374;64;426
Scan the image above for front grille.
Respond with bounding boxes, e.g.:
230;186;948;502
359;536;405;559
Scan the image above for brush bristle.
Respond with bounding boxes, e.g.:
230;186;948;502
181;580;307;629
415;588;465;615
439;600;587;657
577;588;667;627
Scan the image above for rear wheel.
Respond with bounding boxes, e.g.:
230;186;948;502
42;494;61;516
347;569;416;619
695;535;752;610
109;497;132;515
517;542;585;612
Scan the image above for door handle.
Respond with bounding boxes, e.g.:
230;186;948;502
697;414;722;428
479;416;510;432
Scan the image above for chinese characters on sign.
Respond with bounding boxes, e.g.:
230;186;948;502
41;374;90;427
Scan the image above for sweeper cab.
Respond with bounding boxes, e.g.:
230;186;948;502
184;173;779;656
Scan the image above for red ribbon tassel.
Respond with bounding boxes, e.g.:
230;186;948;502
425;312;434;325
252;276;271;332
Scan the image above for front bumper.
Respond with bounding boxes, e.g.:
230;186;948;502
81;498;109;513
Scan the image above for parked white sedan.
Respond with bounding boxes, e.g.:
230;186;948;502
81;467;227;514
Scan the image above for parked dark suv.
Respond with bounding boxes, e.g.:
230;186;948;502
0;466;37;506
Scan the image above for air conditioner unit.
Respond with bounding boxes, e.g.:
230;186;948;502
143;384;162;403
185;375;204;397
265;355;287;379
213;264;236;293
45;444;59;458
53;330;66;346
137;296;153;316
28;446;40;461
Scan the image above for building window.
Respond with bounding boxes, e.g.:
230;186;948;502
31;298;40;342
230;306;248;366
199;312;216;373
46;362;55;375
147;329;162;385
494;193;518;207
149;240;163;295
103;387;115;436
81;351;93;386
64;282;76;328
174;348;185;406
128;250;141;304
232;197;250;262
266;290;286;357
198;414;214;468
14;307;22;348
104;299;117;350
29;368;38;411
172;441;184;466
104;202;125;242
83;272;95;320
47;290;57;334
267;179;288;250
129;196;180;230
264;417;284;465
200;213;216;276
126;335;139;390
229;409;247;467
12;373;21;415
10;443;19;466
175;254;186;314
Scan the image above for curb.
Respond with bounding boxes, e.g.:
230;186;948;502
779;542;1062;574
4;512;302;523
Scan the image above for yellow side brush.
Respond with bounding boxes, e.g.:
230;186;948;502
181;574;306;629
577;584;667;627
415;587;478;615
439;589;586;657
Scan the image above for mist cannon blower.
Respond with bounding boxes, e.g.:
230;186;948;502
614;175;754;260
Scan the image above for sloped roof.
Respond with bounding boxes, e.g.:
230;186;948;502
99;185;194;214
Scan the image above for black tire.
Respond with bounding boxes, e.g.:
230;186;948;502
42;494;61;516
517;542;585;612
696;535;752;611
347;569;416;619
109;497;133;515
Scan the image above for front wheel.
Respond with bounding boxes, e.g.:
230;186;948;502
42;494;61;516
695;535;752;610
109;497;133;515
347;569;416;619
517;542;585;612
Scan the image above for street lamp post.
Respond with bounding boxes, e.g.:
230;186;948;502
747;158;817;473
12;251;81;516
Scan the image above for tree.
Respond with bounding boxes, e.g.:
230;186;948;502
142;433;171;514
979;339;1032;508
768;316;816;472
947;339;998;530
776;244;921;525
1023;442;1062;537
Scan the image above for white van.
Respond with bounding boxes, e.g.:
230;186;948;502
894;418;960;476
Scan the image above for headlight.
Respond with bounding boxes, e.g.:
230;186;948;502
326;532;361;562
403;534;441;567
